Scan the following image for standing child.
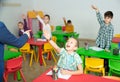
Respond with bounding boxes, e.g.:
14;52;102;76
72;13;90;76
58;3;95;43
92;5;114;72
63;17;74;33
34;11;52;39
18;14;32;37
43;31;83;75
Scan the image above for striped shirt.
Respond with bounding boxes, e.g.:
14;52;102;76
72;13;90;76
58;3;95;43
96;12;114;50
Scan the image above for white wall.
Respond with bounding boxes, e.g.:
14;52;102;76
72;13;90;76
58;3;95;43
0;0;120;39
0;0;34;35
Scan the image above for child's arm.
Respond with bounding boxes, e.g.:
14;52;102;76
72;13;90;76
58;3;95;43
61;64;83;75
92;5;105;27
43;31;61;53
33;10;45;28
63;17;67;26
22;14;28;30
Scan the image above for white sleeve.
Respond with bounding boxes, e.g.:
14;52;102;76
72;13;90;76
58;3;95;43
36;15;45;27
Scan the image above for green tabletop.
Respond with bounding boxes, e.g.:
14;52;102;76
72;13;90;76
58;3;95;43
4;50;22;61
76;47;120;60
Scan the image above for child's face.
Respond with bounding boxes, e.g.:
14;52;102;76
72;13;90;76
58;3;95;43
65;38;77;51
18;23;23;29
104;17;112;24
43;16;50;24
67;23;72;26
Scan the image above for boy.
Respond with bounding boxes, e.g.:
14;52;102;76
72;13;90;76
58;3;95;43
18;14;32;37
92;5;114;72
92;5;114;51
63;17;74;33
43;31;83;75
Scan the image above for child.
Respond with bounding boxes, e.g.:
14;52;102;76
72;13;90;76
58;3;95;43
43;31;83;75
92;5;114;72
34;11;52;39
18;14;32;37
63;17;74;33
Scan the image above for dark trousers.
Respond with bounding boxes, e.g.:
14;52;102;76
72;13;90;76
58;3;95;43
0;61;4;82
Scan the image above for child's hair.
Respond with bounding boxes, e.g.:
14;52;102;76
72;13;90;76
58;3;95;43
67;20;72;24
104;11;113;19
44;14;50;20
18;21;23;25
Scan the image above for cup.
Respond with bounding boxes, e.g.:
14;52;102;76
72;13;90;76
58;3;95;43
52;67;58;80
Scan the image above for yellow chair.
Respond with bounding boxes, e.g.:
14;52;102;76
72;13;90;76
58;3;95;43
114;34;120;38
84;57;105;76
41;36;57;66
27;11;44;18
50;25;54;32
19;43;36;67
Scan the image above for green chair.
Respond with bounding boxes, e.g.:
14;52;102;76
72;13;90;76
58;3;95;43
33;31;42;38
108;59;120;76
73;33;79;39
55;26;62;31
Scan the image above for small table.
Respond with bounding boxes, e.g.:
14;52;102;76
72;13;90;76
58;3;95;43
76;47;120;68
28;38;46;65
4;50;22;61
33;69;119;82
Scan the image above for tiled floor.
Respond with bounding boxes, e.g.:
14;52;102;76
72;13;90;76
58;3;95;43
7;39;96;82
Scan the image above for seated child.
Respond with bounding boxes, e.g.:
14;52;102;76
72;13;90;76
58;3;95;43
63;17;74;33
18;14;32;37
43;31;83;75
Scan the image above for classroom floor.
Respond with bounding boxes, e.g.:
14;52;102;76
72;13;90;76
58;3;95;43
7;39;96;82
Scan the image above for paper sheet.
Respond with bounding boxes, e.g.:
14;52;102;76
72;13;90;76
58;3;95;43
89;46;104;51
46;70;71;80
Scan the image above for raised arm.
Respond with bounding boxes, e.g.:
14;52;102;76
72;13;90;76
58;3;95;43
91;5;105;27
63;17;67;26
22;14;28;30
33;10;45;28
43;31;61;53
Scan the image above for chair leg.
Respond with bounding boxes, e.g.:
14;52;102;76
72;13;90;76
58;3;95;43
51;51;57;63
84;67;87;74
3;73;7;82
13;72;17;80
37;52;39;63
22;53;26;61
29;52;34;67
42;55;46;66
102;68;105;76
19;69;26;82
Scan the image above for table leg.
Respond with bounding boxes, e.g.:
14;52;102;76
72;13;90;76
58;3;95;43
38;46;43;65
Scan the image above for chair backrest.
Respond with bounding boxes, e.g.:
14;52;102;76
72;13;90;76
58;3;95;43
19;43;30;52
114;34;120;38
27;11;44;18
6;57;23;69
52;36;57;42
109;59;120;71
55;26;62;31
73;33;79;39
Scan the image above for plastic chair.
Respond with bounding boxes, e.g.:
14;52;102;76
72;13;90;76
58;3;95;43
55;26;62;31
73;33;79;39
84;57;105;76
108;59;120;76
19;43;36;67
51;25;54;31
114;34;120;38
3;57;26;82
27;11;44;19
41;36;57;66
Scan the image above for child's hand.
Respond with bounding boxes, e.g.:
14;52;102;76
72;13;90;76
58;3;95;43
24;30;31;38
91;5;99;12
60;69;70;75
43;30;50;40
22;14;26;19
105;48;110;52
63;17;66;20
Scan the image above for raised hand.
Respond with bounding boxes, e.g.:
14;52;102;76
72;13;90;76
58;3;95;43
24;30;31;38
91;5;99;12
22;14;26;19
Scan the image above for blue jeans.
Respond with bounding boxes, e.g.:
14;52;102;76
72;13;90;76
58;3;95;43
0;61;4;82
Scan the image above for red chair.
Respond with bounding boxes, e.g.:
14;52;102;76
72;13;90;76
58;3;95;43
3;57;26;82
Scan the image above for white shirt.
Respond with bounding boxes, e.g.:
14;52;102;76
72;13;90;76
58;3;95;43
36;15;52;37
